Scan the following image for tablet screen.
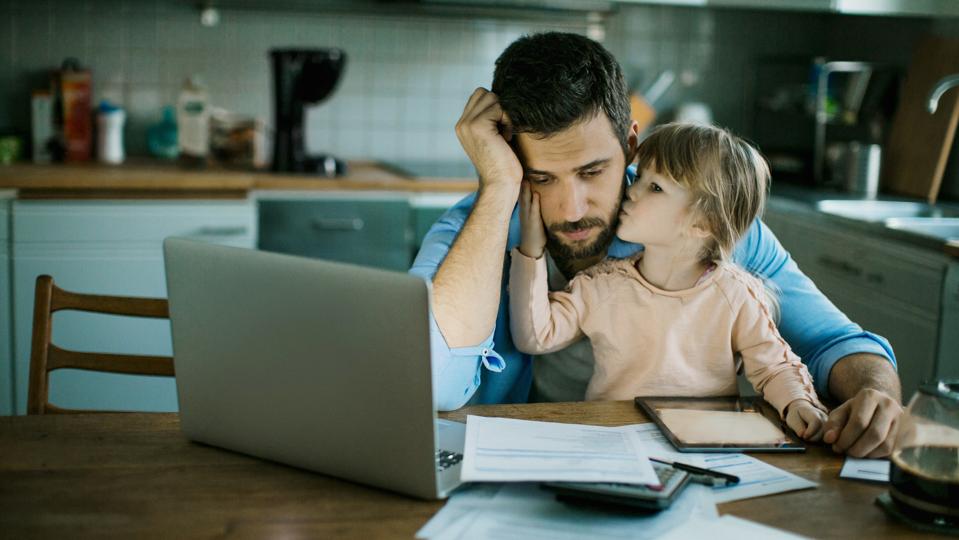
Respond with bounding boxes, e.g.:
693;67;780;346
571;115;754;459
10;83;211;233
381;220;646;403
656;409;788;445
634;396;805;452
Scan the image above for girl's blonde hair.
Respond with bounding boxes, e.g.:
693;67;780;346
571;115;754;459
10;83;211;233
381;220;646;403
636;122;770;263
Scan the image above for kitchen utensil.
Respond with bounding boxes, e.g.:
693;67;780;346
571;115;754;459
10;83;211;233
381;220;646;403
876;379;959;534
882;36;959;204
630;71;675;134
826;141;881;197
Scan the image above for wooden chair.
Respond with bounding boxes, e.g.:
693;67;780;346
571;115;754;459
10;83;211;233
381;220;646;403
27;275;175;415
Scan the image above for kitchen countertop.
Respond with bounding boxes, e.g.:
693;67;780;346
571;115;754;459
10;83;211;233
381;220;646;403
768;181;959;259
0;160;479;197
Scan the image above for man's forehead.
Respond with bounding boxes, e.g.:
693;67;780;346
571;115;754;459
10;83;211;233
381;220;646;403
515;115;621;174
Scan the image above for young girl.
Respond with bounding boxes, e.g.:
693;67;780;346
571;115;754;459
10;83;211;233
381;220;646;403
509;122;828;441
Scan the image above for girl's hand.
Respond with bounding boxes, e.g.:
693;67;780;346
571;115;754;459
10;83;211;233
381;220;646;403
785;400;828;442
519;181;547;259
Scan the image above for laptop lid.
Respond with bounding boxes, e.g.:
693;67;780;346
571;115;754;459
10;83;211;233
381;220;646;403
163;238;440;499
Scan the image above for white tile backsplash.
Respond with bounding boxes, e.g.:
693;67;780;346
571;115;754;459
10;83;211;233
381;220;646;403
0;0;947;167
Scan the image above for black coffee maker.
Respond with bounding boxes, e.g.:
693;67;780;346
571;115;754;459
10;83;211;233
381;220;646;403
270;48;347;176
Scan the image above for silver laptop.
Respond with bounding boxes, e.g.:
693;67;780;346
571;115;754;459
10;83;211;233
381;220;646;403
163;237;465;500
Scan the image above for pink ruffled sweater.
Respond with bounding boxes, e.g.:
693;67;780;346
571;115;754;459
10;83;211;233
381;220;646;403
508;249;826;417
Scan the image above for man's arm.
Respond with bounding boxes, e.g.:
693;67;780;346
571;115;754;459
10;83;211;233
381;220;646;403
406;89;523;411
435;88;523;347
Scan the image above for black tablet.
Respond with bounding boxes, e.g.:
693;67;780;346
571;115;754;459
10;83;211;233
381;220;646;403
634;396;806;453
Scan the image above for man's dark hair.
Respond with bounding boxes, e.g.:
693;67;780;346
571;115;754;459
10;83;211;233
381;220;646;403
492;32;631;156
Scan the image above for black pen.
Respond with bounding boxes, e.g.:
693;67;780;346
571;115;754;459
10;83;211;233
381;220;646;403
650;457;741;487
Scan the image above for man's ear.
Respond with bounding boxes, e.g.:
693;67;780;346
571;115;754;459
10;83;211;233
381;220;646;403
625;120;640;165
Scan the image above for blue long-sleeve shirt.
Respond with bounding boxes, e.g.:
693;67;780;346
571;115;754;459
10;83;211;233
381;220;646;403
410;166;896;411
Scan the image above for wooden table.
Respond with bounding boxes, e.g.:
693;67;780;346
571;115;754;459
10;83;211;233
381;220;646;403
0;401;934;539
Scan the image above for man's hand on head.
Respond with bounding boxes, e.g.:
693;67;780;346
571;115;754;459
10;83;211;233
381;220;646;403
822;353;903;458
455;88;524;196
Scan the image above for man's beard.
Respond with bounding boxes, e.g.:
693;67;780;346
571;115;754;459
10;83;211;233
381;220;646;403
545;211;619;274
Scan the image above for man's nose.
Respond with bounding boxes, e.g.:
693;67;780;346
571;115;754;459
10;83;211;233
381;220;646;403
559;182;589;222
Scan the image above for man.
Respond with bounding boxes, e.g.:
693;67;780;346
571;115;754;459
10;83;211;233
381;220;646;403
410;32;902;458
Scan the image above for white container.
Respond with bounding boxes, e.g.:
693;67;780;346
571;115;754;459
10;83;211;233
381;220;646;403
31;91;53;163
96;108;126;164
177;78;210;161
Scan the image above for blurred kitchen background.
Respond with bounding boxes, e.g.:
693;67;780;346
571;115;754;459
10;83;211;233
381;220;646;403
2;1;959;416
0;0;957;195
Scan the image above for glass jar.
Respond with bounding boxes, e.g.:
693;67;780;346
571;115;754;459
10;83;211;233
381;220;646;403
888;380;959;526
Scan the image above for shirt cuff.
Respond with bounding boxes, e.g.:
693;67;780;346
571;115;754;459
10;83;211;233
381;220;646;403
812;335;896;401
449;341;506;372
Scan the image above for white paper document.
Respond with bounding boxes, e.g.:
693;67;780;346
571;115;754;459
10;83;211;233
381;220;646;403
418;482;718;540
839;457;890;483
460;415;658;485
658;515;810;540
631;423;817;503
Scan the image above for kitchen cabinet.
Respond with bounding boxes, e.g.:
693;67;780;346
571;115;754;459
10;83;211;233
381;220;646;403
763;201;953;400
10;199;256;415
258;194;412;271
1;194;12;415
258;192;468;271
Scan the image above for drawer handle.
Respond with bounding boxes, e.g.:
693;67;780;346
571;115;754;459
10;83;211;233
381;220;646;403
311;217;365;232
816;255;863;278
193;226;249;237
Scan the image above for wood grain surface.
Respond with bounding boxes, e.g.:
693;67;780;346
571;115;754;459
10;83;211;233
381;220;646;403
0;160;478;197
0;401;938;539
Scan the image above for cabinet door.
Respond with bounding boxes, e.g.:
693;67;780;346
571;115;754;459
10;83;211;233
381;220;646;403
1;197;11;415
10;200;256;415
259;199;412;271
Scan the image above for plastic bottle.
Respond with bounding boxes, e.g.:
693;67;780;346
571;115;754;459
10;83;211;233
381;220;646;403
147;105;179;159
176;77;209;167
96;100;125;164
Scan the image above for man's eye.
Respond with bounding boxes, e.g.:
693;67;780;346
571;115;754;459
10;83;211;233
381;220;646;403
581;169;603;178
527;176;550;185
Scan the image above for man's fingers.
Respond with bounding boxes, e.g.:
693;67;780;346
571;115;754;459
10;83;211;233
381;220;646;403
823;401;850;444
461;87;489;117
847;402;899;458
833;397;878;453
464;93;503;125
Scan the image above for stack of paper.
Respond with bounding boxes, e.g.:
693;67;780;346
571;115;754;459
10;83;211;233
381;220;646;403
422;417;817;538
417;482;719;539
461;415;658;484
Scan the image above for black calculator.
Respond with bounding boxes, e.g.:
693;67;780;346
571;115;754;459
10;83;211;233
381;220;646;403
540;462;691;512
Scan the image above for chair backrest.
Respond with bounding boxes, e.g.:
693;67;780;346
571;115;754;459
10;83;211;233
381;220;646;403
27;275;174;415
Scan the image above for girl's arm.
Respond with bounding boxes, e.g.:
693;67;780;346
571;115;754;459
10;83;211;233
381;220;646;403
508;249;587;354
729;270;827;418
